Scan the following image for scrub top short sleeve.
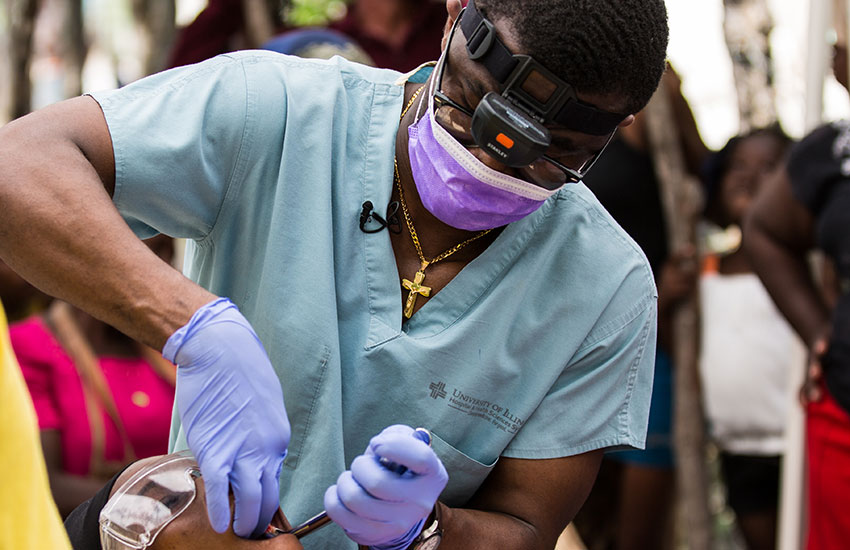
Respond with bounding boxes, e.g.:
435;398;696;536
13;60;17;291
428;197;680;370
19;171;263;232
89;55;256;240
504;295;656;458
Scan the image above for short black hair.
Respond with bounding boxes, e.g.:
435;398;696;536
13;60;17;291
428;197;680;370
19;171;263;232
477;0;669;115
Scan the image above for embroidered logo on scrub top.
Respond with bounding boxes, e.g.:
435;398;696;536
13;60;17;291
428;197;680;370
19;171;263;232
429;381;448;399
429;380;525;435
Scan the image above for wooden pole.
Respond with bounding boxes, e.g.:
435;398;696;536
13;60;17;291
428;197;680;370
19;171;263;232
242;0;276;49
643;83;712;550
777;343;807;550
144;0;175;76
5;0;39;120
63;0;86;99
130;0;176;77
805;0;830;132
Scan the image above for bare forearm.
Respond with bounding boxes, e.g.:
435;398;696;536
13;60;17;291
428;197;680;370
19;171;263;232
0;98;214;349
744;168;832;346
438;504;549;550
744;227;831;345
434;452;602;550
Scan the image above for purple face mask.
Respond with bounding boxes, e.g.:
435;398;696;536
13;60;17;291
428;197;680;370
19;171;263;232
406;84;558;231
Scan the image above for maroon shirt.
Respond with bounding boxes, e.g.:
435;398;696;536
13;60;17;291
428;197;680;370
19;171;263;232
166;0;252;69
167;0;445;72
327;3;444;72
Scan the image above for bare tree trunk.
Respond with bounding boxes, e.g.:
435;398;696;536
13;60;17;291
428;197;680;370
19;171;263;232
644;85;712;550
5;0;39;120
131;0;176;76
723;0;778;131
242;0;277;48
63;0;86;98
146;0;175;75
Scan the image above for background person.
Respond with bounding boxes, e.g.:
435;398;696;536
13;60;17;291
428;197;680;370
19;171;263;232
744;28;850;550
260;27;374;65
324;0;447;71
0;0;669;548
574;65;707;550
699;126;799;550
0;296;72;550
167;0;446;71
9;234;177;517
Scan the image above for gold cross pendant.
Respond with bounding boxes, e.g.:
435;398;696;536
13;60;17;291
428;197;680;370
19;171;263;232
402;262;431;318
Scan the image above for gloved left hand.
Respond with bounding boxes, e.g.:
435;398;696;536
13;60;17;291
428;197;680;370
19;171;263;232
163;297;290;538
323;425;448;550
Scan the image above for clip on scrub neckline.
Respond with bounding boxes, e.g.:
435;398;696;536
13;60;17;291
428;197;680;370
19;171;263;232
99;450;201;550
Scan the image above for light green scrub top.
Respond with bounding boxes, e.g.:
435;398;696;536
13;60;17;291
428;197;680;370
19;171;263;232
91;51;657;550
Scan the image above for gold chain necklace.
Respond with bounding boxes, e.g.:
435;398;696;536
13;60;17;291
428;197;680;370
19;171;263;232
395;85;493;318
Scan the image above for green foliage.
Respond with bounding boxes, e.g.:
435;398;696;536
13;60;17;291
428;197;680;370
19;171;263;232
285;0;348;26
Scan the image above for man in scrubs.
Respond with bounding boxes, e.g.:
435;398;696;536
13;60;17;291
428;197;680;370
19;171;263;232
0;1;669;548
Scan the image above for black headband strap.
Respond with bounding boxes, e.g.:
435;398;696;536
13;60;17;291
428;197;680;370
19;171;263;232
460;0;627;135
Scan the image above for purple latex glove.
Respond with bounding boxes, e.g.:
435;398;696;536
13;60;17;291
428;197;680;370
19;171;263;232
163;297;290;537
324;425;448;549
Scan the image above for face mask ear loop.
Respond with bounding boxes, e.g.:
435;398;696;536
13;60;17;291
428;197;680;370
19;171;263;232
414;48;445;123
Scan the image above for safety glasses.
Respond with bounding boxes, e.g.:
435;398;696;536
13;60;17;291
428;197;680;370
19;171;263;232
99;451;201;550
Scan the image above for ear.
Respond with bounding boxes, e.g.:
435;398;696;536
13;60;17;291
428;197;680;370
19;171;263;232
441;0;464;51
617;114;636;128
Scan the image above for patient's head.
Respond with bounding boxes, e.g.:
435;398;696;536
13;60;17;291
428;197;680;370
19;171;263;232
100;453;302;550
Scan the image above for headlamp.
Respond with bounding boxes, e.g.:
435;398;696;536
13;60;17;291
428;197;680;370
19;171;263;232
452;0;626;179
471;93;550;167
461;0;627;136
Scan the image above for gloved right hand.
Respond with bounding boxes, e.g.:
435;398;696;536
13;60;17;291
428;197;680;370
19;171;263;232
323;425;448;550
163;297;290;538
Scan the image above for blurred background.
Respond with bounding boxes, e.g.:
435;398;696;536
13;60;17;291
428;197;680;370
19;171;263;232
1;0;848;144
1;1;848;549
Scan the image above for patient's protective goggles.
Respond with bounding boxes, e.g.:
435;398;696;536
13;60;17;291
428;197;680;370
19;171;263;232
99;451;200;550
437;0;626;186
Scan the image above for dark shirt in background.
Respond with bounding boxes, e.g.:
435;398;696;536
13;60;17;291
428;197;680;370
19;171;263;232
167;0;445;72
581;136;670;277
788;121;850;415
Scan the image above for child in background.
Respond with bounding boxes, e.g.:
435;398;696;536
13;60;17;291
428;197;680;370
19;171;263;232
699;126;802;550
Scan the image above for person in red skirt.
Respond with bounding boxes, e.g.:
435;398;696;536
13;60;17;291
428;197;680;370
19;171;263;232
745;22;850;549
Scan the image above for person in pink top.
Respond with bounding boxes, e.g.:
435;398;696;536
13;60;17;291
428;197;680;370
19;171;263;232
9;235;177;516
